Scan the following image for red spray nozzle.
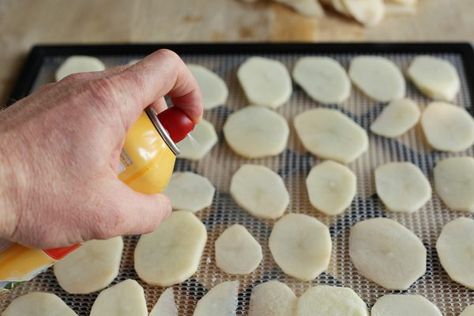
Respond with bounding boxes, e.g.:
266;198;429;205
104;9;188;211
157;107;195;143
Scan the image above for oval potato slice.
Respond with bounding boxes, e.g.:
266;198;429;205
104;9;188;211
134;211;207;286
177;119;218;160
248;280;297;316
269;213;332;281
55;56;105;81
370;98;420;138
150;288;178;316
193;281;239;316
461;305;474;316
188;64;228;110
2;292;77;316
371;294;442;316
343;0;385;27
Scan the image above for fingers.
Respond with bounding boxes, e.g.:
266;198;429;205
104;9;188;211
150;97;168;114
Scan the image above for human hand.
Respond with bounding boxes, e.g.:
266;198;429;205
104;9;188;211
0;49;202;248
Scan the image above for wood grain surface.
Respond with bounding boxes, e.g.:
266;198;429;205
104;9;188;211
0;0;473;104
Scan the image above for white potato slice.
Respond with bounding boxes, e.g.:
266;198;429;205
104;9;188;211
343;0;385;27
349;56;405;102
193;281;239;316
275;0;325;16
294;108;368;164
150;288;178;316
230;164;289;219
237;57;292;108
331;0;351;15
421;102;474;152
306;160;356;215
349;218;426;290
54;237;123;294
293;57;351;104
224;106;289;158
384;3;416;15
177;119;218;160
188;64;228;110
407;56;460;101
55;56;105;81
371;294;442;316
386;0;416;5
90;279;147;316
269;213;332;281
460;305;474;316
437;217;474;289
134;211;207;286
297;285;368;316
370;98;420;137
375;162;431;213
215;224;262;274
2;292;77;316
248;280;297;316
434;157;474;212
164;172;215;213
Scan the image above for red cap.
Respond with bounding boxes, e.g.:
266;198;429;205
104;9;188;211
157;107;195;143
43;244;80;260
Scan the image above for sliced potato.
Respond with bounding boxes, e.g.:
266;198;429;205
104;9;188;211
436;217;474;289
371;294;442;316
134;211;207;286
90;279;147;316
150;288;178;316
248;281;297;316
193;281;239;316
349;218;426;290
370;98;420;137
421;102;474;152
306;160;356;215
296;285;368;316
275;0;325;16
215;224;262;275
434;157;474;212
164;172;215;213
237;57;292;108
269;213;332;281
460;305;474;316
223;106;289;158
177;119;218;160
292;57;351;104
349;56;405;102
407;56;460;101
54;237;123;294
55;56;105;81
294;108;368;164
375;162;431;213
2;292;77;316
230;164;289;219
188;64;228;110
343;0;385;27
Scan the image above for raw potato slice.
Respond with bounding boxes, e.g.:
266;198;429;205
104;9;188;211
349;218;426;290
370;98;420;137
2;292;77;316
349;56;405;102
188;64;228;110
384;2;417;15
460;305;474;316
294;108;368;164
269;213;332;281
306;160;356;215
248;281;297;316
407;56;460;101
90;279;147;316
150;288;178;316
371;294;442;316
343;0;385;26
193;281;239;316
215;224;262;274
54;237;123;294
177;119;218;160
224;106;289;158
275;0;325;16
434;157;474;212
134;211;207;286
293;57;351;104
421;102;474;152
375;162;431;213
436;217;474;289
55;56;105;81
230;164;290;219
296;285;368;316
237;57;292;108
164;172;215;213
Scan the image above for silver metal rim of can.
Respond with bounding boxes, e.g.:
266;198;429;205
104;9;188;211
145;107;181;156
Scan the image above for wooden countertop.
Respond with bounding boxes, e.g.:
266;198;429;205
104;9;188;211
1;0;473;104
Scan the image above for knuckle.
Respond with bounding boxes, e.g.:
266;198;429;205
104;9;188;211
60;72;91;83
91;207;125;239
86;77;118;105
156;48;179;61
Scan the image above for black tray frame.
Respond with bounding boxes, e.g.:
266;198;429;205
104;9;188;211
7;42;474;107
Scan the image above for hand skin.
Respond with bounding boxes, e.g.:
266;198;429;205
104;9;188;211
0;49;202;248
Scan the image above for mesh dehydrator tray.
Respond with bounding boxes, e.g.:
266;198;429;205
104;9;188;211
2;43;474;315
